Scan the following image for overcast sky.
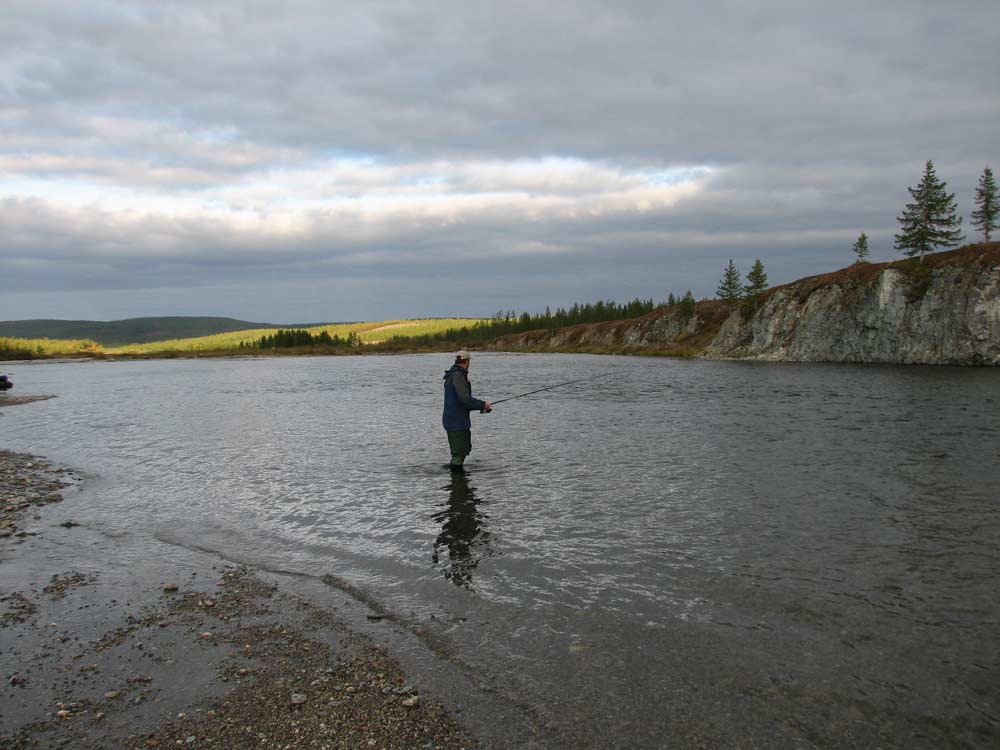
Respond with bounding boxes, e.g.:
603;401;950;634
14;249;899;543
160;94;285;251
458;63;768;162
2;1;998;323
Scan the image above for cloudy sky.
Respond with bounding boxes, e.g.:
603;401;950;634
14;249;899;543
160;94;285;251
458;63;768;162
3;1;998;323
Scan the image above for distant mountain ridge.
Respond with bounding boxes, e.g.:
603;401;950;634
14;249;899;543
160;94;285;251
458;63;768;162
0;317;297;346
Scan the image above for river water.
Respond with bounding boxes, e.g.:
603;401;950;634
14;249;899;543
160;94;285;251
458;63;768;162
3;354;999;748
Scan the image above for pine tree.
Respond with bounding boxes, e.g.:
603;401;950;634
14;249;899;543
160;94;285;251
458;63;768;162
894;160;965;261
667;292;677;306
678;290;696;320
717;260;743;303
852;232;870;263
743;259;768;296
971;166;998;242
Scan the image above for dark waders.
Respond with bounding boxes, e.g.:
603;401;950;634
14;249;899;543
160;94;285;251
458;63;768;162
447;429;472;469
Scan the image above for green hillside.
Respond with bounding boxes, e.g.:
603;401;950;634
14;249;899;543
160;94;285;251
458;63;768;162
0;317;315;346
1;318;484;359
106;319;480;354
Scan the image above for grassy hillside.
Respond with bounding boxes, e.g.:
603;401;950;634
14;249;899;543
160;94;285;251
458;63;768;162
1;319;484;359
1;336;103;360
107;319;481;354
0;317;290;346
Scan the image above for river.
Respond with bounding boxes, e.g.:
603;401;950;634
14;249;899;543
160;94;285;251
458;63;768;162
3;353;999;748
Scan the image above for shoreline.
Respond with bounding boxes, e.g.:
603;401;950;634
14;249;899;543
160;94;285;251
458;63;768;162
1;399;483;750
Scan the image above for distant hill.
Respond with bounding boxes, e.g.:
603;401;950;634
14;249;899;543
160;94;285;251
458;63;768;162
0;317;295;346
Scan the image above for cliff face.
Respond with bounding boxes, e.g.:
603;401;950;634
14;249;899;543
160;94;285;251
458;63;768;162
492;243;1000;365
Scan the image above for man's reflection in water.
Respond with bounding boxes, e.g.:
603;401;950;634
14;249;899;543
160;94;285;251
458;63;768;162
432;472;492;589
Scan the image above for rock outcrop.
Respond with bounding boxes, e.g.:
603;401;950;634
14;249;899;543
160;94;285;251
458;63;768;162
491;243;1000;366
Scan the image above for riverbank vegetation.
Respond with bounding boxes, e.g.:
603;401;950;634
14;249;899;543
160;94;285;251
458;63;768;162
0;337;103;360
1;300;665;360
0;319;484;359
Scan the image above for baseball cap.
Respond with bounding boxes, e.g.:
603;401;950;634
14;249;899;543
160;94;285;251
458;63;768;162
455;350;470;360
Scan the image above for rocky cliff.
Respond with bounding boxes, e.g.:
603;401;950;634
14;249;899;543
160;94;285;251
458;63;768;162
490;243;1000;365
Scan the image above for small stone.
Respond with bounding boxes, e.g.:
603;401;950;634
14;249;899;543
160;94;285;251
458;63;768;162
104;691;120;699
199;632;213;639
402;695;419;707
290;693;308;705
56;710;71;719
162;584;179;593
185;737;196;744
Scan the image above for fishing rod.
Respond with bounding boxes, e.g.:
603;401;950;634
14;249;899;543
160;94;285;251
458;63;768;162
489;371;614;406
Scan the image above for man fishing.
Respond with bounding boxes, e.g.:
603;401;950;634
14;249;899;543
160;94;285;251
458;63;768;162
442;351;491;471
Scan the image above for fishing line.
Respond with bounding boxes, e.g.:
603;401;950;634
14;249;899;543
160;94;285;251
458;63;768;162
489;371;615;405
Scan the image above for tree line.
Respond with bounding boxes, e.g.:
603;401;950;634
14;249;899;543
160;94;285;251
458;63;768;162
238;299;664;351
240;329;361;350
432;297;661;343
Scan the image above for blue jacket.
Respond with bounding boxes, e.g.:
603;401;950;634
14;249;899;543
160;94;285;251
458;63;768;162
442;365;486;431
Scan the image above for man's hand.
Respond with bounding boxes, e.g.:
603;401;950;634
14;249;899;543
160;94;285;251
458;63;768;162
483;402;492;413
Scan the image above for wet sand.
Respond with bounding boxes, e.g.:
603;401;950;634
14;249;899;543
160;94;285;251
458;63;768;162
1;397;481;750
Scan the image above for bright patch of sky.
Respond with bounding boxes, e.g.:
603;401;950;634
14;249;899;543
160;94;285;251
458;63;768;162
1;157;717;222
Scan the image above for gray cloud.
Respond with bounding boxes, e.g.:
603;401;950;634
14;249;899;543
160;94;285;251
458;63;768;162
1;0;998;322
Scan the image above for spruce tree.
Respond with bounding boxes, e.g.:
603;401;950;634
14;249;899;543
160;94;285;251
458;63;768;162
743;259;768;297
971;166;998;242
852;232;870;263
678;290;696;320
894;160;965;261
717;260;743;303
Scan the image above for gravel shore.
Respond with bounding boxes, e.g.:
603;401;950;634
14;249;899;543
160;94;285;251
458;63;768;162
1;397;481;750
0;450;81;543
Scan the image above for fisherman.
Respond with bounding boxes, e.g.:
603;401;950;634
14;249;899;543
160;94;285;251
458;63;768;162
0;375;11;391
442;351;491;471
